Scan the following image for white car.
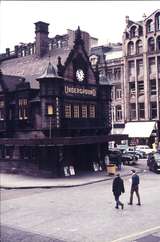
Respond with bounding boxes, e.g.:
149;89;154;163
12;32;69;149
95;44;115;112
136;145;153;155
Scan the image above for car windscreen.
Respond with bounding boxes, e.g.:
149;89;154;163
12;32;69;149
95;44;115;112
154;153;160;160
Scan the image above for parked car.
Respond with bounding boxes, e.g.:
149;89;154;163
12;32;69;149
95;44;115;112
126;147;145;159
122;151;138;165
136;145;153;157
108;149;122;166
147;152;160;173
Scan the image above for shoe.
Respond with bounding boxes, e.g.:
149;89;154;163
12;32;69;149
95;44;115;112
128;203;132;205
121;204;124;210
136;203;141;206
115;206;119;209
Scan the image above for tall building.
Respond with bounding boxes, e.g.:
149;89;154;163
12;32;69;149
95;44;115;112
90;9;160;146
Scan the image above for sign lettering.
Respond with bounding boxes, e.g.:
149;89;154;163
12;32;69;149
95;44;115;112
64;85;96;97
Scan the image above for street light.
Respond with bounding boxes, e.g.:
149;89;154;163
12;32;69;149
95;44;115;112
47;104;54;138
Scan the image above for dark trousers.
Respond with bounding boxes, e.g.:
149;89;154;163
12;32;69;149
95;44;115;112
130;185;141;204
114;194;123;208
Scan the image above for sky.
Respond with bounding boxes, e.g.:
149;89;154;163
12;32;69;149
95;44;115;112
0;1;159;53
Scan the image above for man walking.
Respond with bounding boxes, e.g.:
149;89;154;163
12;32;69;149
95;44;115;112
128;169;141;206
112;173;125;209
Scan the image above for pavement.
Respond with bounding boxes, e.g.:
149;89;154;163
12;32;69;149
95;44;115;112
0;165;142;189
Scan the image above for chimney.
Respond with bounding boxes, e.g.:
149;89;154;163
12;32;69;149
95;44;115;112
14;45;19;56
81;31;90;54
6;48;10;56
34;21;49;57
125;16;129;25
67;28;90;53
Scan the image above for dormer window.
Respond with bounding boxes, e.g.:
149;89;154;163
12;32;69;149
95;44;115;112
130;26;136;38
146;19;154;33
18;98;28;120
155;13;160;31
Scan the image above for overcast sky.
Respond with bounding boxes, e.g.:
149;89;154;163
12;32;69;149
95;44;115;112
0;1;159;53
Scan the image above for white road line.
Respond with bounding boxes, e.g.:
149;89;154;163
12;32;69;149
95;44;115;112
110;225;160;242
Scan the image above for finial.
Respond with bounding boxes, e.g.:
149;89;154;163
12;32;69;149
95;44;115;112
76;26;81;40
143;13;146;19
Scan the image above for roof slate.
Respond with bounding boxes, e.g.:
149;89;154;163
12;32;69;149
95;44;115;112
1;75;25;91
1;48;70;89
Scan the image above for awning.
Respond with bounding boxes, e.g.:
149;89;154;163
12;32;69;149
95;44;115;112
111;128;124;135
122;121;156;138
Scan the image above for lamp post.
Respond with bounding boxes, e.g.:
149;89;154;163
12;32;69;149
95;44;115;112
48;105;54;139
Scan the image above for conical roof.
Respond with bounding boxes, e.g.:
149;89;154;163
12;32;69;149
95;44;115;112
38;62;58;79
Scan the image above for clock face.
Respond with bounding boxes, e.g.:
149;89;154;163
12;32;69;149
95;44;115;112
76;69;85;82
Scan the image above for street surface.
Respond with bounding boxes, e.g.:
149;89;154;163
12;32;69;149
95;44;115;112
1;160;160;242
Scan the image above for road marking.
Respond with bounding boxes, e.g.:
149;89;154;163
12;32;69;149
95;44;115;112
109;225;160;242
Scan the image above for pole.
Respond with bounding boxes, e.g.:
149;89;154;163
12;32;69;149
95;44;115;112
49;116;52;138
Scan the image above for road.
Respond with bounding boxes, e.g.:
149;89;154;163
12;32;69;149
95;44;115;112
1;161;160;242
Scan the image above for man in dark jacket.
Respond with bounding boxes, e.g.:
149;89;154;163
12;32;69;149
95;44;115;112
128;170;141;205
112;173;125;209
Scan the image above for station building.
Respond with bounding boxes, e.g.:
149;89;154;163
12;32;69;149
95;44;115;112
0;23;127;176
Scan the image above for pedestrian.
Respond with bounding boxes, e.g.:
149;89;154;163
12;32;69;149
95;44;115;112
112;173;125;209
128;169;141;206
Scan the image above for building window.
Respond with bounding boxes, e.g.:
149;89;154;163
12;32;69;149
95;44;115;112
116;105;122;121
148;37;155;52
89;105;96;118
89;55;98;66
111;90;114;100
138;81;144;95
82;105;88;118
138;26;143;36
138;103;145;119
47;104;54;115
107;70;113;82
130;103;136;120
149;58;156;74
136;40;143;54
114;68;121;81
128;61;135;76
158;57;160;73
150;102;157;119
65;104;71;118
129;82;135;97
130;26;136;38
115;88;122;99
73;105;79;118
155;13;160;31
128;41;134;55
18;98;28;120
137;59;143;76
150;79;156;95
0;100;4;120
156;36;160;51
146;19;154;33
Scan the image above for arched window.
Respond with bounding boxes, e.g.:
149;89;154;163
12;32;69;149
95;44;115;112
155;13;160;31
157;36;160;51
130;26;136;38
148;37;155;52
116;105;122;121
146;19;154;33
138;26;143;36
136;40;143;54
128;41;134;55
